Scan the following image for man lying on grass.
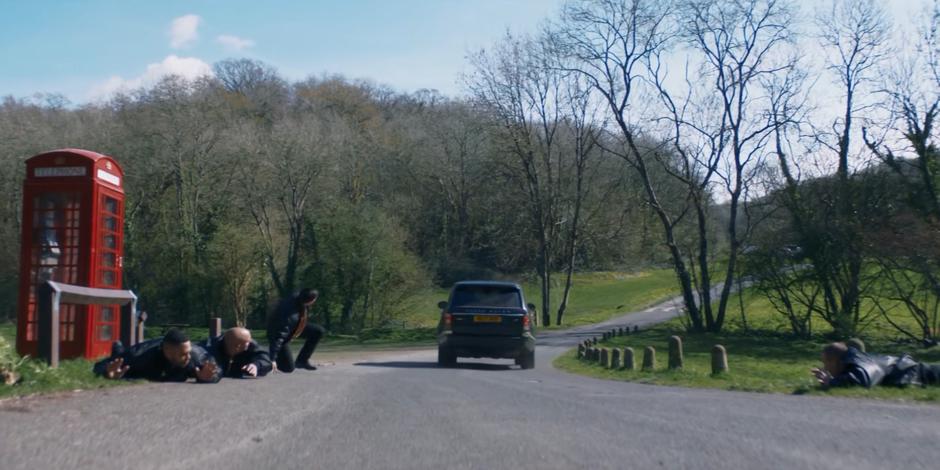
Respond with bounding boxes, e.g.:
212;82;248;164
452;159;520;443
93;328;219;383
812;342;940;388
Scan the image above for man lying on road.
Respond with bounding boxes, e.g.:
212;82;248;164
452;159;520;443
201;327;272;379
812;342;940;388
93;328;219;383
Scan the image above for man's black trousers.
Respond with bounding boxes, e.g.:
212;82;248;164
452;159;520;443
274;323;325;373
920;363;940;385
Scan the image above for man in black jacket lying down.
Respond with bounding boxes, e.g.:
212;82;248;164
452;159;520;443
201;327;273;379
93;328;219;383
812;342;940;388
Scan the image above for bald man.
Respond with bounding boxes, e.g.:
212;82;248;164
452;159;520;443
201;327;273;379
812;342;940;388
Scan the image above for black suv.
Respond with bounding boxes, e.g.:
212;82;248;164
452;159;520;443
436;281;536;369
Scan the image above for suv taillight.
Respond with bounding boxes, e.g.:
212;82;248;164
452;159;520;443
443;313;454;330
522;314;530;330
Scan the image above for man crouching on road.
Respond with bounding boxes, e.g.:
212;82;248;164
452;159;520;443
93;328;219;383
267;288;325;372
201;327;272;379
812;342;940;388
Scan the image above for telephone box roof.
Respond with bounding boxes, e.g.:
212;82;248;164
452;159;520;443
29;148;113;162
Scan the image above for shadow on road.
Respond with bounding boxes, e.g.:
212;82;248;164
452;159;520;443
353;361;514;371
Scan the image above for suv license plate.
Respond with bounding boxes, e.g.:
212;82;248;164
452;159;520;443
473;315;501;323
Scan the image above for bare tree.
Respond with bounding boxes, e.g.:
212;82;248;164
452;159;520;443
213;58;289;122
553;0;713;330
805;0;891;336
208;223;262;327
236;117;325;298
112;75;231;321
676;0;795;331
555;73;603;325
466;33;565;326
862;0;940;344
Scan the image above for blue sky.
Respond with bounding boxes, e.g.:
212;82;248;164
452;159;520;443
0;1;927;105
0;0;565;103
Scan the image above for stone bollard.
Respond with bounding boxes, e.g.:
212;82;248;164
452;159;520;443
611;348;621;370
622;347;635;370
668;336;684;370
592;337;598;346
209;317;222;338
591;347;599;362
577;343;585;360
600;348;609;367
136;311;148;344
711;344;729;374
847;338;866;352
642;346;656;371
618;327;625;336
633;325;639;333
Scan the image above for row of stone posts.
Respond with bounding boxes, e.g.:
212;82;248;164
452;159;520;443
600;325;640;342
577;336;729;374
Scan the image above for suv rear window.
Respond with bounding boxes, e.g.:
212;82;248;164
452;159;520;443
450;285;522;308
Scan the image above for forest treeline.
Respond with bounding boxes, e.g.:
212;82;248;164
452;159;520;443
0;50;666;332
1;0;938;342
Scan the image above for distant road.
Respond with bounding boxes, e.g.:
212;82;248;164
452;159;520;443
2;296;939;470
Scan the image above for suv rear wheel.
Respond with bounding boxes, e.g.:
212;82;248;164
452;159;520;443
437;347;457;367
518;350;535;370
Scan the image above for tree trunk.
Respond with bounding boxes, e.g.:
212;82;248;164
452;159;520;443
556;154;585;326
694;199;714;331
620;128;703;331
715;185;742;332
539;241;552;327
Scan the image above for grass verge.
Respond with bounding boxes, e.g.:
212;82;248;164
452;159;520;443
0;333;135;400
554;289;940;403
533;270;678;330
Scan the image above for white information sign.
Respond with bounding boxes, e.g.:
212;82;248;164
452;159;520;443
96;169;121;187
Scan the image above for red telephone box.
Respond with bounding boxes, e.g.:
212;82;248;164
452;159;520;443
16;148;126;360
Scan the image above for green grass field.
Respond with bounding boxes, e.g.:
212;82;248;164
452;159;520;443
395;270;679;330
530;271;679;329
555;289;940;402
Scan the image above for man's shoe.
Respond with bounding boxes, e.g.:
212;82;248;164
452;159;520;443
297;360;318;371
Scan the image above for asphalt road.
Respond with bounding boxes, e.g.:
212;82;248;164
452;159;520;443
2;297;940;470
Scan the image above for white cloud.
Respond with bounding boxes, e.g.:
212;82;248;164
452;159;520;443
169;14;201;49
88;55;213;100
216;34;256;52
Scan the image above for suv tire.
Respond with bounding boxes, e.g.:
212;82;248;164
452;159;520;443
519;350;535;370
438;347;457;367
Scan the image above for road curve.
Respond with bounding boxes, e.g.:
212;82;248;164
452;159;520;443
2;298;939;470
